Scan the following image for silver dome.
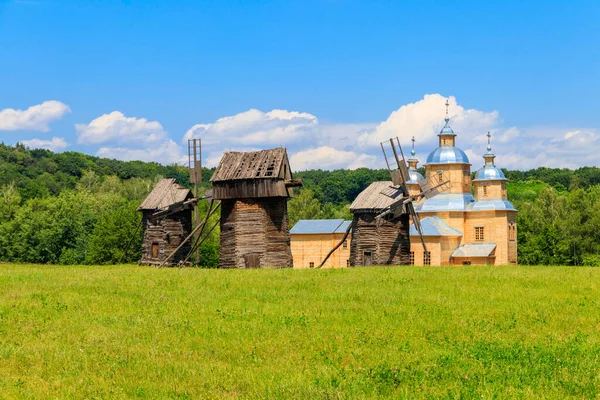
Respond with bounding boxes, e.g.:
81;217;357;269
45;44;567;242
406;169;424;184
425;146;470;165
473;165;507;181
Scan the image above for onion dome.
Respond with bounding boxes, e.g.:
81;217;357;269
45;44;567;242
424;99;470;165
426;147;470;164
406;136;424;183
473;132;507;181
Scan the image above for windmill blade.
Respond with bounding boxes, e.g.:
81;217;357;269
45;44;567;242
381;137;410;187
407;201;427;254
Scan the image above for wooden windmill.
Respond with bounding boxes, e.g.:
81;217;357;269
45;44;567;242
318;137;451;267
137;139;220;267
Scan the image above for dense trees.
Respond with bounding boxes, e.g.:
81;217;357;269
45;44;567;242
1;142;600;266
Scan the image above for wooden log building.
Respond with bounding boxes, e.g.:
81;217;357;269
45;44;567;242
210;147;302;269
138;178;193;266
349;181;411;266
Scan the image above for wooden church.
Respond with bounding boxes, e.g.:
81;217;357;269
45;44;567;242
210;147;302;268
138;178;194;266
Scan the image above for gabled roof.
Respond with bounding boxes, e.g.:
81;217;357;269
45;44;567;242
138;178;192;211
290;219;351;235
409;216;463;237
210;147;290;182
350;181;405;212
451;243;496;258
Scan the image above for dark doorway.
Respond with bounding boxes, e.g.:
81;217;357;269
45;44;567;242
363;251;373;266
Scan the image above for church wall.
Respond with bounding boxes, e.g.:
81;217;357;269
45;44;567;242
474;181;504;200
425;164;471;194
464;211;514;265
410;238;441;266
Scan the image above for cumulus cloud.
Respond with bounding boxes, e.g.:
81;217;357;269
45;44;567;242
290;146;378;171
96;140;186;165
183;109;320;147
21;137;68;152
76;111;185;165
76;111;167;145
0;101;70;132
357;94;499;149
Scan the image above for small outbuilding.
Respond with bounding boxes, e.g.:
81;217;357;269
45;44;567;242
138;178;193;266
349;181;411;266
210;147;302;269
290;219;352;268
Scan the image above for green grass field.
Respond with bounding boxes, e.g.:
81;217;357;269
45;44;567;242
1;265;599;399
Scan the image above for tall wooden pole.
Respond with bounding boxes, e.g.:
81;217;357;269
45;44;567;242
193;139;199;265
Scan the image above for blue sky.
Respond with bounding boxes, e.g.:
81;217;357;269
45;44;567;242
1;0;599;170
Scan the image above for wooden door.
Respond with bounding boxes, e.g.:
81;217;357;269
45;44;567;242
244;254;261;269
363;251;373;266
151;242;160;258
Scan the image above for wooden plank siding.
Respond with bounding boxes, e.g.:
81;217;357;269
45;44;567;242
219;198;292;269
350;212;410;266
140;210;193;266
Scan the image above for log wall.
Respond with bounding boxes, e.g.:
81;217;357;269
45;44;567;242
220;198;292;268
140;210;193;266
349;212;410;266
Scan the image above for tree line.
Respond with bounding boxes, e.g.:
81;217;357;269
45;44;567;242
1;142;600;266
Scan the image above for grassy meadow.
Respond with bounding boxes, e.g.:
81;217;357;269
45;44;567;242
1;265;599;399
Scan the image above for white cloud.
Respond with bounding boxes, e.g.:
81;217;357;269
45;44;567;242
0;101;70;132
290;146;378;171
76;111;167;145
183;109;320;147
21;137;68;152
357;94;499;150
96;140;186;165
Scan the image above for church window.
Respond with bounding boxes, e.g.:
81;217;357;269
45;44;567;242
438;171;444;183
423;251;431;265
309;262;314;268
409;251;415;265
475;226;485;241
343;240;348;249
509;224;516;241
483;185;488;197
346;259;350;267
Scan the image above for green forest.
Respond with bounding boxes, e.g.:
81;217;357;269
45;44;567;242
1;142;600;266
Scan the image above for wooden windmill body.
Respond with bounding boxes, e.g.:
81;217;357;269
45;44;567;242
138;179;195;266
210;147;303;269
318;137;451;268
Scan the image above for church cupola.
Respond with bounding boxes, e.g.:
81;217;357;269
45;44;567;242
438;99;457;147
406;136;424;197
483;131;496;166
472;132;512;203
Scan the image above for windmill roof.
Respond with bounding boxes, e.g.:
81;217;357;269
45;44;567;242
409;216;463;237
210;147;288;182
451;243;496;258
350;181;405;212
290;219;351;234
138;179;192;211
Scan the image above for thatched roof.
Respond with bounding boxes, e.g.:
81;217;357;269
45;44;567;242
138;178;192;211
350;181;405;212
210;148;290;182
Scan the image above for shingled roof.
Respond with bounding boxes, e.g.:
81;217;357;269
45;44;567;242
350;181;405;212
138;178;192;211
210;148;289;182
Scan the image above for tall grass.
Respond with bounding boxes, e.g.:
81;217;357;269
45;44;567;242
1;265;599;398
